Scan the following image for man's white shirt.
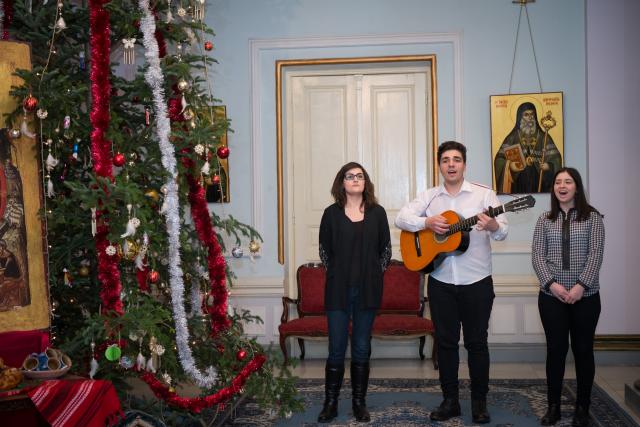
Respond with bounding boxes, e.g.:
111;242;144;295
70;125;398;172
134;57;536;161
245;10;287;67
395;180;508;285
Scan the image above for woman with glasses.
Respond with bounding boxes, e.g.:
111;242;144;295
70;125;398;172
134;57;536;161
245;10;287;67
317;161;391;423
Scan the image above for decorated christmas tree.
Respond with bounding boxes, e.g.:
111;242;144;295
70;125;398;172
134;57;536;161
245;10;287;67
1;0;300;420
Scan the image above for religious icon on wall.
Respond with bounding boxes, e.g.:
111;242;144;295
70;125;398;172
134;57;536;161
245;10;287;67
205;105;230;203
0;40;50;333
490;92;564;194
0;128;30;311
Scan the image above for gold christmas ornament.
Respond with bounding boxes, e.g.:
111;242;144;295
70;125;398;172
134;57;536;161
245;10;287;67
182;109;194;120
177;78;190;92
122;240;139;261
145;189;160;202
249;240;261;254
78;266;90;277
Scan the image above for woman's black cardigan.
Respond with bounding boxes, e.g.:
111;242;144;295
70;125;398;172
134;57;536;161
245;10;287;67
318;203;392;311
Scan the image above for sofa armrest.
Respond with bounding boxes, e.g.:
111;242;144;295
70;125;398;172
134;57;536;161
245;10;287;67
281;296;298;323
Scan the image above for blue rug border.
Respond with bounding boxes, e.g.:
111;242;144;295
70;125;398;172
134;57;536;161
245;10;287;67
228;378;639;426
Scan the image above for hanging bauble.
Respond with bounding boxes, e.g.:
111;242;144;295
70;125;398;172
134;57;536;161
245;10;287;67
36;109;48;119
105;344;122;362
212;174;221;185
144;189;160;202
177;7;187;17
216;145;230;159
9;129;21;139
122;240;139;261
236;349;247;361
78;266;90;277
119;356;134;369
162;372;172;385
182;109;194;121
23;94;39;112
231;247;243;258
113;152;126;167
204;41;214;51
148;270;160;283
249;240;261;254
177;78;190;92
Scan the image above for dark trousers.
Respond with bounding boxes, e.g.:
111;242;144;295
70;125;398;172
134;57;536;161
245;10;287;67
538;291;601;407
326;286;377;365
428;275;495;400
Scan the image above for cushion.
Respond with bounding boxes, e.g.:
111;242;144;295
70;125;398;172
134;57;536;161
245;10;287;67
380;263;421;312
297;265;326;315
372;315;434;336
278;316;329;336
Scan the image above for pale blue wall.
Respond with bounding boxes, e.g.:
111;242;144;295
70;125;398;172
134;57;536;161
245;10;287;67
206;0;586;278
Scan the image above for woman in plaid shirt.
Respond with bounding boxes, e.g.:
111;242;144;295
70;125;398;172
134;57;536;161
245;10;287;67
532;167;605;427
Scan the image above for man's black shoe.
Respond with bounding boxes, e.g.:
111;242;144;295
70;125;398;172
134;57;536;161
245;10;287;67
429;398;461;421
540;403;561;425
471;399;491;424
571;405;590;427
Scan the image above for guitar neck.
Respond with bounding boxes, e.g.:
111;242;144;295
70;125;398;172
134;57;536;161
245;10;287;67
447;205;505;235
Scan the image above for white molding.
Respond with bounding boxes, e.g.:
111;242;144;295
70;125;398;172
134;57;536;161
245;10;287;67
493;274;539;296
249;32;463;233
491;240;533;254
228;276;285;297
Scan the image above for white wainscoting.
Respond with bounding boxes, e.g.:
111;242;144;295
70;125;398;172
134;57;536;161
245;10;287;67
229;271;545;360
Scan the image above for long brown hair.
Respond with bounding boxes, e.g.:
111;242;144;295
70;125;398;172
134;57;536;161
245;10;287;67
330;162;378;209
548;167;600;221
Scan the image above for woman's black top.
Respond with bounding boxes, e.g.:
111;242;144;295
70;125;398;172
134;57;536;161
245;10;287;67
319;203;392;310
348;220;364;286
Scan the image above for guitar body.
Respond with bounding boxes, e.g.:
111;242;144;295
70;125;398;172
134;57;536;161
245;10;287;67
399;210;470;272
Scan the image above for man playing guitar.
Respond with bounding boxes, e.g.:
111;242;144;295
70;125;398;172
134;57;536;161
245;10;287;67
395;141;508;424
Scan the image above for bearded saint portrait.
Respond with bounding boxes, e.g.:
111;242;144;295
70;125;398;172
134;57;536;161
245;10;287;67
0;128;29;311
494;102;562;194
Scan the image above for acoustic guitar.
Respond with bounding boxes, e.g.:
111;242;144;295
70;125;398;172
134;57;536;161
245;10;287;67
399;195;536;272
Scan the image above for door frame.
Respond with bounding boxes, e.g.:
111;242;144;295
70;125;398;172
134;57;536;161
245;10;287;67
275;55;439;265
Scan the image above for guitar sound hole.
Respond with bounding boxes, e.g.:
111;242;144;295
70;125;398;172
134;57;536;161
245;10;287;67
433;233;448;244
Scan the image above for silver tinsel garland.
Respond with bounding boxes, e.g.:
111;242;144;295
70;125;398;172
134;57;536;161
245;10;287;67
138;0;217;388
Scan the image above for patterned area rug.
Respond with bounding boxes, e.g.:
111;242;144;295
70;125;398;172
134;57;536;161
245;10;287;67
227;378;639;426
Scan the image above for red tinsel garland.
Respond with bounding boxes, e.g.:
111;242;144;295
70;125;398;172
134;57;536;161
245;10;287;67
2;0;13;40
187;174;231;335
89;0;123;315
140;354;266;413
86;0;263;410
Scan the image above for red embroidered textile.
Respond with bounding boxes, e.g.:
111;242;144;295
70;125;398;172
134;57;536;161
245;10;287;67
27;379;122;427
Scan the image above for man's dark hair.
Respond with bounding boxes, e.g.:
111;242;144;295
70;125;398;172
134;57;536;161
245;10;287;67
437;140;466;164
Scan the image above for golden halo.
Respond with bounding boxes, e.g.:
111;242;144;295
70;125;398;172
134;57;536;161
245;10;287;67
509;95;544;124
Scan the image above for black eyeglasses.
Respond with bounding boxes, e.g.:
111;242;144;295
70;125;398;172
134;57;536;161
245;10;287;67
344;173;365;181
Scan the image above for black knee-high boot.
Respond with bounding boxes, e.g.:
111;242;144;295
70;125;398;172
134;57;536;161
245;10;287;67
318;362;344;423
351;360;370;422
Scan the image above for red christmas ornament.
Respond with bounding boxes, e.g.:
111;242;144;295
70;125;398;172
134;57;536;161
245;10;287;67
113;152;126;167
236;349;247;361
204;41;214;51
148;270;160;283
23;94;39;112
212;174;221;185
216;146;230;159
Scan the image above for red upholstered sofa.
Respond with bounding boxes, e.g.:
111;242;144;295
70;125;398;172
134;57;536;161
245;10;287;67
279;260;438;368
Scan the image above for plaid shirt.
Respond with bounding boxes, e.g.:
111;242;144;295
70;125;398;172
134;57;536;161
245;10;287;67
532;209;605;297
